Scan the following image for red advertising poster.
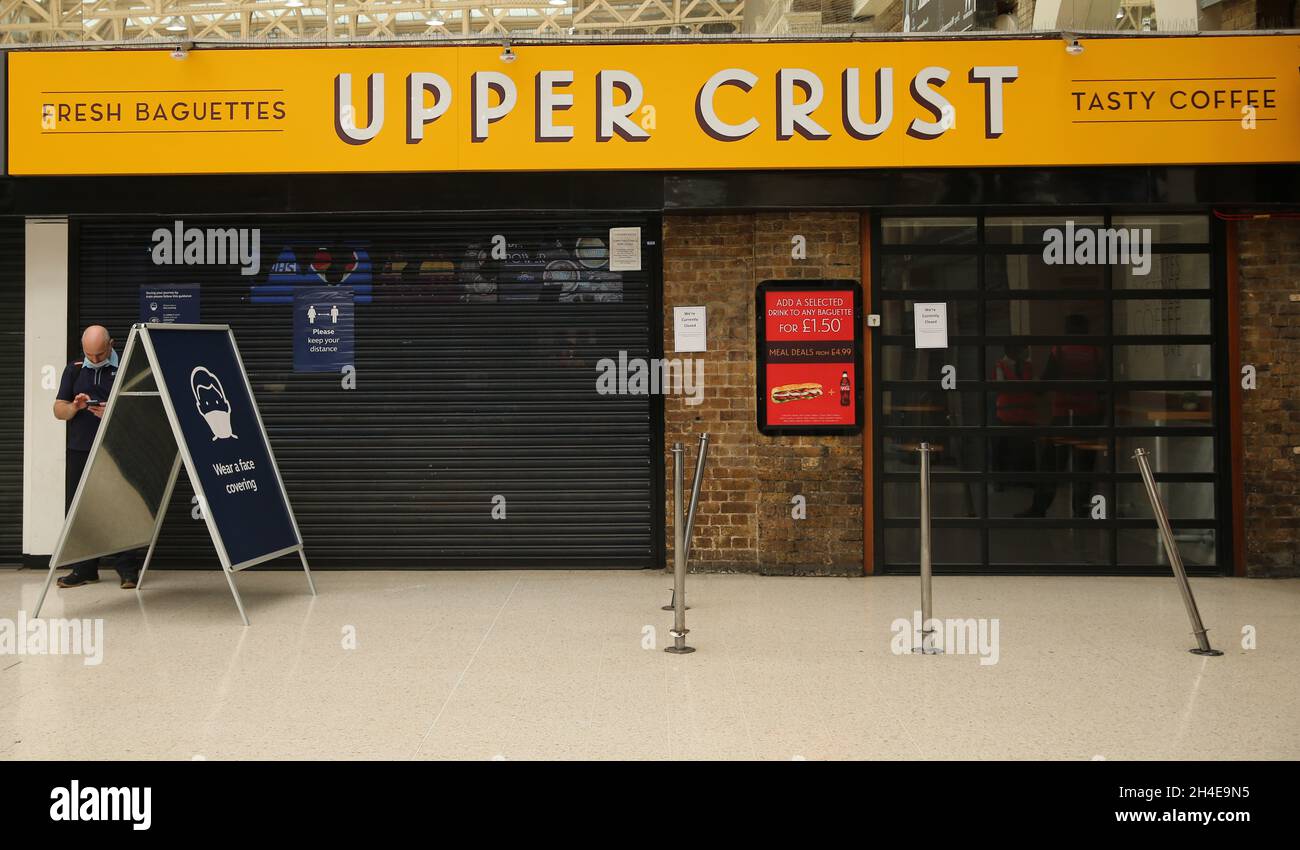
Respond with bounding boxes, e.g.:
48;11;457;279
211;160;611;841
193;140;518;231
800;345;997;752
757;281;862;435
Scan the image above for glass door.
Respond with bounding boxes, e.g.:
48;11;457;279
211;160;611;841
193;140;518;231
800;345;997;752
873;213;1224;574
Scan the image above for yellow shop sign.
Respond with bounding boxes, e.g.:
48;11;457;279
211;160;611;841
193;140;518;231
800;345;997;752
7;35;1298;176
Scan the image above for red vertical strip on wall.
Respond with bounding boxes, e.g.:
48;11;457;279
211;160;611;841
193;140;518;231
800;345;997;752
861;213;874;576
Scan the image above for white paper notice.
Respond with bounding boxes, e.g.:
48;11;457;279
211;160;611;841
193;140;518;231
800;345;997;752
673;306;707;353
608;227;642;272
914;302;949;349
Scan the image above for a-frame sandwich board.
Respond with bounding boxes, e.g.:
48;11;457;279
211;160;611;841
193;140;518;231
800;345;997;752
33;323;315;625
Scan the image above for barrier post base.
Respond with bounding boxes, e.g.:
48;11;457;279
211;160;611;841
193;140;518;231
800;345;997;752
912;629;943;655
661;587;690;612
665;629;695;654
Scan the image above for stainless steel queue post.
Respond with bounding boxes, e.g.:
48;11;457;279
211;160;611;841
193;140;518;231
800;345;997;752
665;442;694;654
664;432;709;612
685;433;710;555
665;433;710;655
1133;448;1223;657
914;442;941;655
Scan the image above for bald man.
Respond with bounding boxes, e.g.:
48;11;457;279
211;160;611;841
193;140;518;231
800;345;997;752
52;325;141;589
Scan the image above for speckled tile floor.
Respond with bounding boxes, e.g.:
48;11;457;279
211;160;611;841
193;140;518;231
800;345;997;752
1;568;1296;760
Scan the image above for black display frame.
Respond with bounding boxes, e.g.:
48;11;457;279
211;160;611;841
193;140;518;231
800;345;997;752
755;278;864;437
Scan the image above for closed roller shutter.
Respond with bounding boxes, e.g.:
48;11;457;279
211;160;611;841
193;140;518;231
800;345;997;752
75;214;661;569
0;220;23;565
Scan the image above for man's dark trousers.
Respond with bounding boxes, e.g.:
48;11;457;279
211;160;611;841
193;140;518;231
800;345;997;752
65;448;140;579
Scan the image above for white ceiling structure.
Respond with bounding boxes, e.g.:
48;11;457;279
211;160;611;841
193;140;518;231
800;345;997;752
0;0;748;44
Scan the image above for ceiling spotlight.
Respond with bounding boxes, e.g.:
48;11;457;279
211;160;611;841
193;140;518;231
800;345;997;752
1115;8;1124;20
499;40;516;64
171;41;193;60
1064;34;1084;55
548;0;566;5
165;17;187;32
286;0;306;7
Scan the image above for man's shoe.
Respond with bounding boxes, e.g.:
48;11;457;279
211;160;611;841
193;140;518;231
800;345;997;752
119;573;139;590
57;571;100;589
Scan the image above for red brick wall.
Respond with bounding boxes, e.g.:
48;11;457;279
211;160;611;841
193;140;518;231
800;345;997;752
874;2;906;31
1214;0;1297;27
1217;0;1258;28
662;212;864;575
1236;217;1300;577
661;214;759;572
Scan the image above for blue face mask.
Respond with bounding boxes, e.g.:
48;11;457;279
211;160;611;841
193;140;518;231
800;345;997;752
82;349;119;370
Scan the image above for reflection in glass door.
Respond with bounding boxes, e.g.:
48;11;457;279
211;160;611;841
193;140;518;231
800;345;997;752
873;213;1226;574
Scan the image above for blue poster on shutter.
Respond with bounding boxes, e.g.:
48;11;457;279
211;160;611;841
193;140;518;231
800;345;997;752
294;286;355;373
145;326;300;568
251;242;373;304
139;284;200;324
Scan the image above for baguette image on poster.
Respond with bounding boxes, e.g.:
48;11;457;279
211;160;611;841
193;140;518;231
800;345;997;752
770;382;824;404
756;280;862;436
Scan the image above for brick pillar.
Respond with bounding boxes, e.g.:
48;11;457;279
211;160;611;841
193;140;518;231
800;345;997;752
1236;217;1300;577
662;215;759;572
752;212;863;575
661;212;865;576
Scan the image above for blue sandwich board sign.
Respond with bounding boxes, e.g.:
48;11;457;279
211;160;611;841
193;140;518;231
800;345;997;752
34;324;315;626
146;326;302;566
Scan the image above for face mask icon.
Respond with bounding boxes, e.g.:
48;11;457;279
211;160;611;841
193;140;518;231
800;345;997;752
191;366;237;441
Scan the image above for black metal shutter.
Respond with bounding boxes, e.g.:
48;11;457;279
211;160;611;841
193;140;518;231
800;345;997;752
75;214;659;569
0;220;24;565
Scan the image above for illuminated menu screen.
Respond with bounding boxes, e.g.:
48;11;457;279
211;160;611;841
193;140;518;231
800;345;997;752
757;281;862;435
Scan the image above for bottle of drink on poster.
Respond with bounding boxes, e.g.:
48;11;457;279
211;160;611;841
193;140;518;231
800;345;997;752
840;371;851;406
